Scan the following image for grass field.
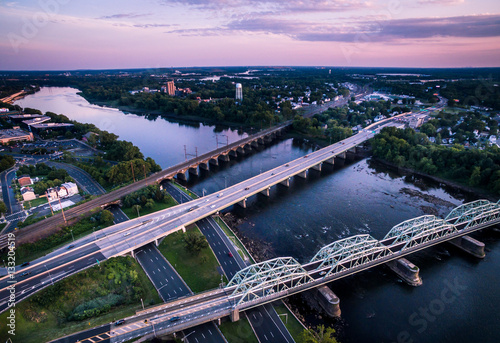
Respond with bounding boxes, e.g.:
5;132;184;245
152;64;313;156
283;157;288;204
171;181;199;199
219;316;259;343
157;227;224;292
0;256;161;343
214;216;255;263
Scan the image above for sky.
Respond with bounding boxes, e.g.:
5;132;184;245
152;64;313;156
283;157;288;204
0;0;499;70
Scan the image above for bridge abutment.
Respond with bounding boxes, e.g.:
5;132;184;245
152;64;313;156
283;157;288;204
386;258;422;286
449;235;485;258
315;286;341;318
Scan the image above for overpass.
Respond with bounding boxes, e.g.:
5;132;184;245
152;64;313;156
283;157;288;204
93;199;500;343
0;118;391;315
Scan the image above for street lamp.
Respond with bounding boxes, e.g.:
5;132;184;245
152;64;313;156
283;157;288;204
70;229;75;242
182;331;196;342
140;298;145;310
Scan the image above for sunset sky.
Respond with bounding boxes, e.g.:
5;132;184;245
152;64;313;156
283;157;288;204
1;0;499;70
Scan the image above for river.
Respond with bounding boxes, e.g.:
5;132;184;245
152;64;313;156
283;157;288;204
16;88;500;343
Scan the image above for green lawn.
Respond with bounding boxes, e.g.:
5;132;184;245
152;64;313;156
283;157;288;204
214;216;255;264
25;197;48;208
157;227;224;292
0;256;161;343
219;316;259;343
122;194;177;219
274;302;307;342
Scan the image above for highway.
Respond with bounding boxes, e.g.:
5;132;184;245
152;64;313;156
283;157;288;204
12;122;290;245
0;167;26;233
0;123;381;314
165;183;295;343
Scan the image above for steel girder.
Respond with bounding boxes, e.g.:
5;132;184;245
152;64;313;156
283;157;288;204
310;235;392;276
445;200;493;222
227;257;314;306
463;206;500;230
384;215;457;251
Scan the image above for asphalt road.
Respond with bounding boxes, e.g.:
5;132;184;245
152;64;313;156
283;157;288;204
136;243;191;302
0;167;26;232
164;183;295;343
52;324;112;343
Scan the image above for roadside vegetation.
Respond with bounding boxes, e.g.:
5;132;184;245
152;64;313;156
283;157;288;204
274;302;307;342
0;155;15;172
157;227;225;292
0;256;161;343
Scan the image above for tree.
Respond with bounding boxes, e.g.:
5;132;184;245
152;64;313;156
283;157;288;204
469;166;481;187
299;325;338;343
184;231;208;255
100;210;114;225
0;200;7;216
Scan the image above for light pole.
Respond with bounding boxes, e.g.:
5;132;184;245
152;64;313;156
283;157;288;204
44;264;54;285
70;229;74;242
92;227;96;240
182;331;196;342
140;298;144;310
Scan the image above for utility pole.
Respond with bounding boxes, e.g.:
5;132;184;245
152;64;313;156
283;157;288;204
143;164;146;180
57;193;67;224
184;145;187;161
46;191;54;216
131;161;136;182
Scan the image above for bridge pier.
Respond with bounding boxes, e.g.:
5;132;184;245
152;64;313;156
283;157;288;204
316;286;341;318
176;172;187;181
237;147;246;155
188;167;199;176
346;147;357;161
311;163;322;172
264;136;273;144
449;235;485;258
251;140;260;148
229;150;238;158
219;154;230;162
238;199;247;208
324;157;335;165
386;258;422;286
334;154;346;167
296;170;307;179
257;137;265;145
244;144;252;153
199;162;209;171
279;178;290;187
154;238;159;247
230;308;240;322
209;158;219;166
260;188;270;197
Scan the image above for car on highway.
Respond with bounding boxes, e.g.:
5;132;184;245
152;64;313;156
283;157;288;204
211;205;216;208
67;244;75;250
115;319;125;326
304;155;308;158
20;271;31;277
244;187;249;190
123;232;131;237
319;271;327;276
21;262;30;267
169;316;180;322
285;164;289;167
217;193;223;197
228;252;233;257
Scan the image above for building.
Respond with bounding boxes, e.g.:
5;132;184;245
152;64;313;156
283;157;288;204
22;116;51;129
235;83;243;101
167;81;176;96
21;187;36;201
61;182;78;196
29;122;74;134
161;85;167;93
47;186;67;200
18;175;32;187
0;128;34;144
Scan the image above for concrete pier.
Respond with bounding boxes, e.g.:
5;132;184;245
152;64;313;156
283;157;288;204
315;286;341;318
324;157;335;165
251;141;260;148
311;163;322;172
199;162;209;171
176;172;187;181
296;170;307;179
280;178;290;187
230;308;240;322
260;188;270;197
229;150;238;158
237;147;246;155
450;235;485;258
219;154;230;162
209;158;219;166
238;199;247;208
386;258;422;286
188;167;199;176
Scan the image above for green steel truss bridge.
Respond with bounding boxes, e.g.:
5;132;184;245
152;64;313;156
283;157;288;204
110;199;500;342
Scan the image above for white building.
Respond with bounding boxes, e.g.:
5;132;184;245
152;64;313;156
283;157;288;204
61;182;78;196
235;83;243;101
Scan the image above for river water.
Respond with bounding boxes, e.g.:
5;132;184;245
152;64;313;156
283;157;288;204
16;88;500;343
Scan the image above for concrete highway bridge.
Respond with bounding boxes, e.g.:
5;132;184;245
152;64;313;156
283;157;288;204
101;199;500;342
